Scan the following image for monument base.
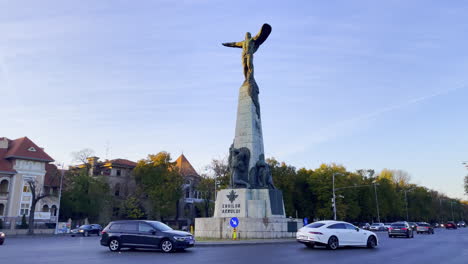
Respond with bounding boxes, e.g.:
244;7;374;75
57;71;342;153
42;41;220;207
194;217;302;239
214;188;286;218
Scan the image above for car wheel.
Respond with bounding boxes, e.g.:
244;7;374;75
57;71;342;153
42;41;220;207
367;236;377;248
108;239;120;252
84;231;89;237
97;231;100;236
389;234;393;238
305;243;315;249
161;239;174;253
326;236;339;250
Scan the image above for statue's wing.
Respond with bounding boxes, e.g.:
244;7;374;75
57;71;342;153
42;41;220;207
253;23;272;49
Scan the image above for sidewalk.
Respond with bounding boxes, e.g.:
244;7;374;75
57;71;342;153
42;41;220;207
195;238;296;247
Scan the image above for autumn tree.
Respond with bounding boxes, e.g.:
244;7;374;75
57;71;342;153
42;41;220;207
133;152;183;221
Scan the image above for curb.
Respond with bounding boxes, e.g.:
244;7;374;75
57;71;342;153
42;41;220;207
194;239;296;247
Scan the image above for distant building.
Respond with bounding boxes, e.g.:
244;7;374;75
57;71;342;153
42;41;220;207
69;157;138;222
174;154;203;228
0;137;59;227
68;153;203;227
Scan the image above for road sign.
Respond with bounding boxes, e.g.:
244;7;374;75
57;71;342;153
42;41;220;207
230;217;239;228
303;217;308;225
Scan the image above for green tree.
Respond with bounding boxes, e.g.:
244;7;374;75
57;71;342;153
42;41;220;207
123;197;145;219
60;169;110;222
464;175;468;195
134;152;183;221
197;175;215;217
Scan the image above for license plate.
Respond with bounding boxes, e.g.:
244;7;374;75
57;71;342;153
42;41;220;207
298;235;307;240
394;229;400;231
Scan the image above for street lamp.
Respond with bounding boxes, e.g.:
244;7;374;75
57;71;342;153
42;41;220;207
373;181;380;223
332;173;340;221
54;162;65;235
404;188;415;221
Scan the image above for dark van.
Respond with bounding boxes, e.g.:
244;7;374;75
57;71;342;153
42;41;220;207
100;220;195;253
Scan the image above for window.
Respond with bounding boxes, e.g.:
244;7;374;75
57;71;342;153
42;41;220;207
116;170;121;176
148;221;172;231
139;223;154;233
42;204;49;212
185;188;190;198
112;207;120;217
327;223;346;229
0;180;8;193
345;224;357;230
114;183;120;197
109;224;121;230
51;205;57;216
306;223;325;228
20;203;30;216
23;184;30;193
121;223;138;231
0;204;4;216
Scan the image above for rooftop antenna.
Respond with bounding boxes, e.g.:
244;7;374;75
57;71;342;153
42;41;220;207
105;141;110;160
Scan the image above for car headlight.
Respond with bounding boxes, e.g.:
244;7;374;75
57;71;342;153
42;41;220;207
173;236;187;241
0;233;5;237
79;230;84;232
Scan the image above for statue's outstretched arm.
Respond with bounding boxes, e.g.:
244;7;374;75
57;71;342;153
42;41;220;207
222;41;243;48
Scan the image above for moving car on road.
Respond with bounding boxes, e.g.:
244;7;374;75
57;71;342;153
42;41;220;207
416;222;434;234
384;223;392;230
369;223;386;231
457;221;466;228
388;222;414;238
445;221;457;229
360;223;371;230
0;232;5;245
296;220;378;250
71;224;102;237
408;222;418;230
100;220;195;253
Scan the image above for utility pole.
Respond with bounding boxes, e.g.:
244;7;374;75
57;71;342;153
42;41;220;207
54;163;65;235
451;201;455;221
332;173;337;221
404;188;414;221
373;182;380;223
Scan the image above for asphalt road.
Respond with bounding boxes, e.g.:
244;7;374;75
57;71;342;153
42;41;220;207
1;228;467;264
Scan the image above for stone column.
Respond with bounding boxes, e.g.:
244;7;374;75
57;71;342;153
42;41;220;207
233;81;264;172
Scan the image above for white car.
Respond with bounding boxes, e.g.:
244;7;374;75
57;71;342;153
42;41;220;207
369;223;386;231
296;220;378;250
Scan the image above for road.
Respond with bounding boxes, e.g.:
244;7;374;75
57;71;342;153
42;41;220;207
1;228;467;264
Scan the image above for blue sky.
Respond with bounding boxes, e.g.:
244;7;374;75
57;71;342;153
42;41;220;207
1;0;467;199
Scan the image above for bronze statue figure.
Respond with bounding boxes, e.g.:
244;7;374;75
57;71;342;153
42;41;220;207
228;144;251;188
222;24;272;119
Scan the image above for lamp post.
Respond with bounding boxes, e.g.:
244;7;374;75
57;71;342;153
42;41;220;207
332;173;338;220
404;188;415;221
373;182;380;223
54;163;65;235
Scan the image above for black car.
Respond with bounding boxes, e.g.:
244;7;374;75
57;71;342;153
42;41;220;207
100;220;195;253
457;221;466;228
71;224;102;237
388;222;414;238
0;232;5;245
445;221;457;229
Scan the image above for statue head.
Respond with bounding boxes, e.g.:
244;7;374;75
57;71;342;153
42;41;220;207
245;32;252;39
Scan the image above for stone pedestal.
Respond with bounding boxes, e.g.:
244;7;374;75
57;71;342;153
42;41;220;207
195;188;302;239
195;217;302;239
214;189;285;218
233;81;264;172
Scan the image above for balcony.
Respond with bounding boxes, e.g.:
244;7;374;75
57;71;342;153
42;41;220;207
0;191;8;200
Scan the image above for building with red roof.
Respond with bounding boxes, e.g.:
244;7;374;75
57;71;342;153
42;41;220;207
0;137;59;226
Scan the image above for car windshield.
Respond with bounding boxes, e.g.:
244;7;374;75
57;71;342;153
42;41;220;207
371;223;381;226
148;221;173;231
391;224;406;227
419;224;430;227
306;222;325;228
79;225;90;229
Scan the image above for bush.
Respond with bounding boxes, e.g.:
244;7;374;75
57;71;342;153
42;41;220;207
18;214;28;229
